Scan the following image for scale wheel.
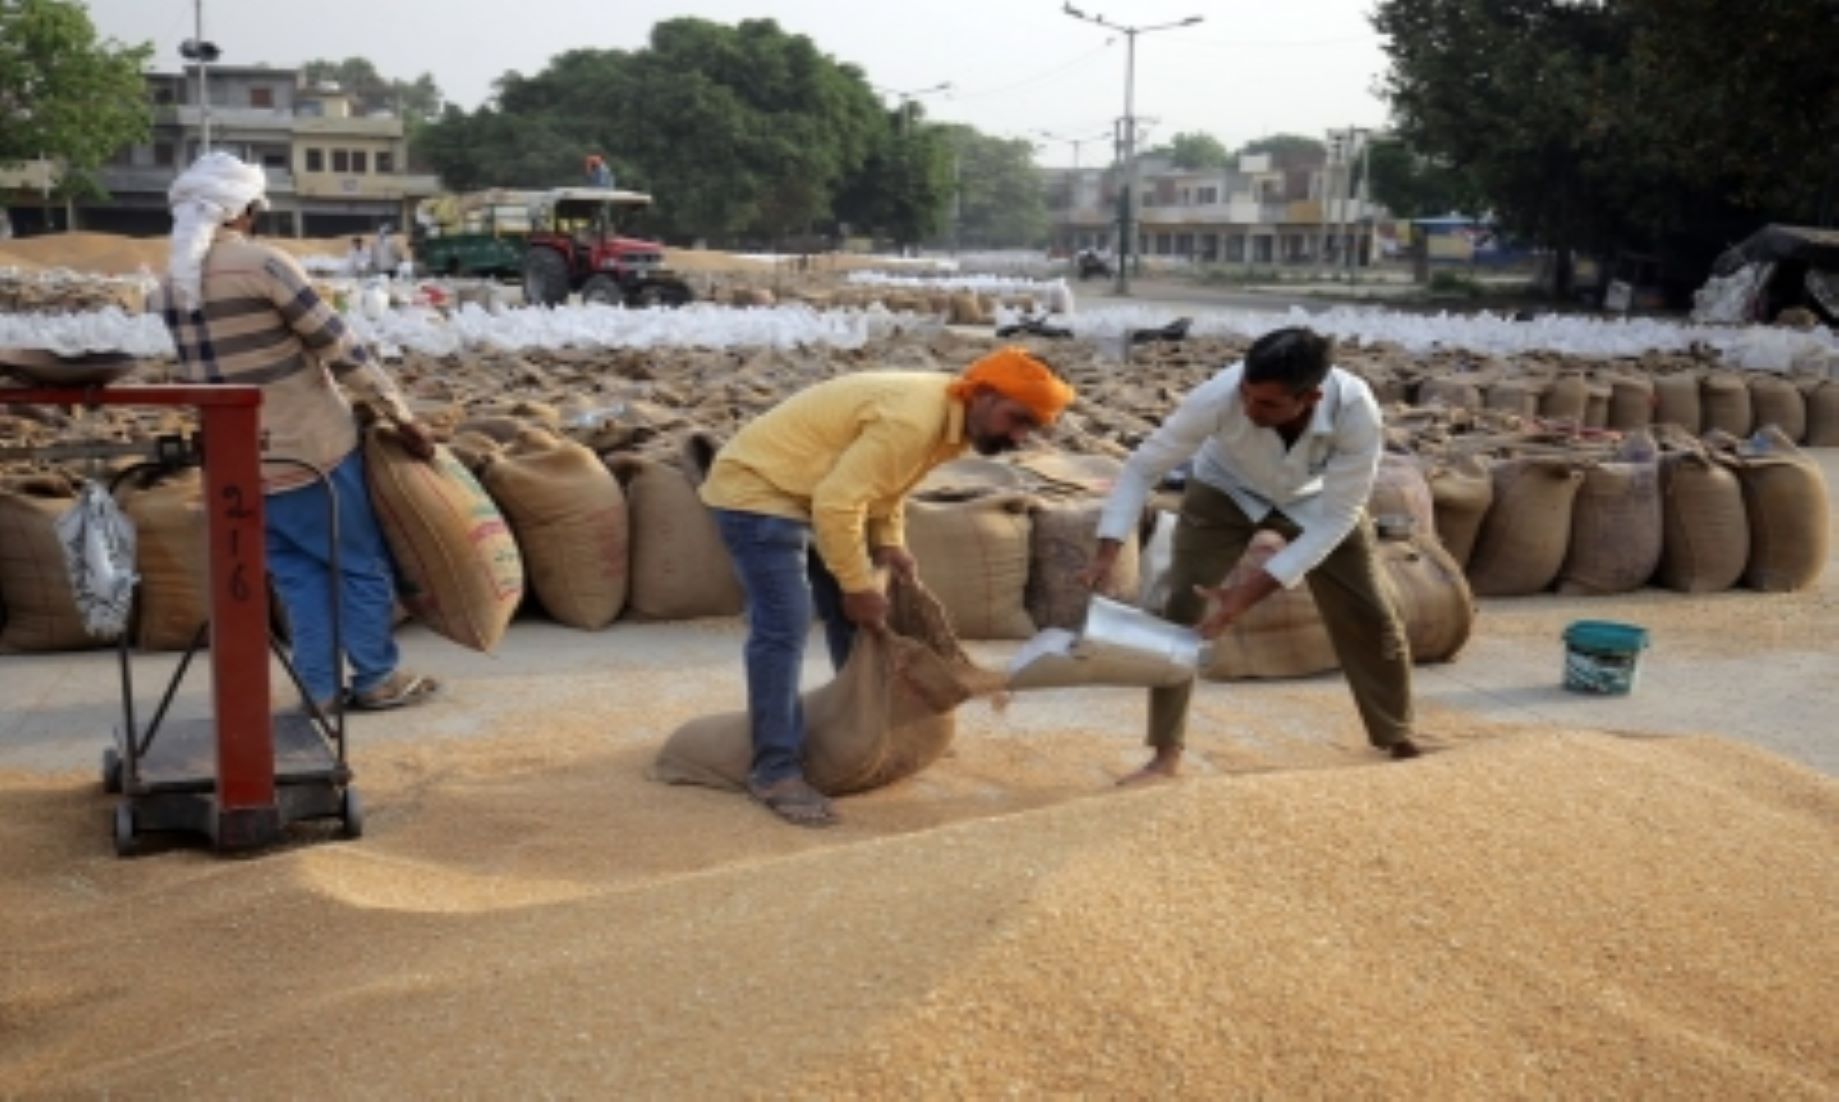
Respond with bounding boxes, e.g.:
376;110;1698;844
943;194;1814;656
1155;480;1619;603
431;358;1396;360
340;787;365;840
101;747;122;794
113;802;138;858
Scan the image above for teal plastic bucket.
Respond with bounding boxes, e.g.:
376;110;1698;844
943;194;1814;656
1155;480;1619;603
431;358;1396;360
1562;620;1650;696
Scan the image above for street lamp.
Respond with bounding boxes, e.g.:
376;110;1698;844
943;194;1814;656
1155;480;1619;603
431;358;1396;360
1063;3;1202;295
178;0;220;155
1035;129;1111;172
872;81;952;136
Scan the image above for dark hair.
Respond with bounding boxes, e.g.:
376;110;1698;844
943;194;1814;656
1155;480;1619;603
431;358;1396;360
1243;327;1333;394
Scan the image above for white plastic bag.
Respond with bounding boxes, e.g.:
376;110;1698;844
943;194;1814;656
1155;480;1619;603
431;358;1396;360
55;482;139;638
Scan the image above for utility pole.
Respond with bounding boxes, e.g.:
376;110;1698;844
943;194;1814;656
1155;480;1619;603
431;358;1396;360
1064;3;1202;296
1353;128;1374;284
180;1;221;158
873;81;952;137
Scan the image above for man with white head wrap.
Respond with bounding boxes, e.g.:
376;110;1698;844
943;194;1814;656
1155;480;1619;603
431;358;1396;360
152;152;441;714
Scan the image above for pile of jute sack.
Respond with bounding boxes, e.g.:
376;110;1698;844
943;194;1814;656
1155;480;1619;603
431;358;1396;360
0;332;1831;683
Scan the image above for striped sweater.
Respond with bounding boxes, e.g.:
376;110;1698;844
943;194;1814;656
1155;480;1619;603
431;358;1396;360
151;229;412;493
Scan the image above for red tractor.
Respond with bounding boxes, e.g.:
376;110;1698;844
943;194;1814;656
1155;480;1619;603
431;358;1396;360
521;188;693;308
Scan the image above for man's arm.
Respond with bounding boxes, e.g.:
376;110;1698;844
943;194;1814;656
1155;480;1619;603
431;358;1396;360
809;422;932;594
259;251;413;425
1259;393;1385;590
1094;367;1238;545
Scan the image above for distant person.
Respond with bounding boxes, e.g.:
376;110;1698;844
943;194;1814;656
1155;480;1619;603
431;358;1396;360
1081;326;1420;784
701;349;1077;826
152;152;442;715
346;236;370;277
584;154;614;189
371;223;398;276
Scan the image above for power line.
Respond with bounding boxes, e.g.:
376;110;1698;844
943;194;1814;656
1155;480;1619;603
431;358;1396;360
945;41;1116;102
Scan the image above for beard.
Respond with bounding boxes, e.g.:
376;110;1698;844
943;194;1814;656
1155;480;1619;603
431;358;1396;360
972;434;1017;456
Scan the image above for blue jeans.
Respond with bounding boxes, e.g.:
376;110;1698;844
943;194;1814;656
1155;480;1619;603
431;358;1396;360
266;448;400;705
711;509;856;786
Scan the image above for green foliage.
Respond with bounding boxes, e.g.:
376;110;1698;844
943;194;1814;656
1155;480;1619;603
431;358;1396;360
301;57;443;122
1374;0;1839;283
1167;131;1230;171
1366;140;1476;219
0;0;151;193
1238;133;1326;162
833;111;954;247
1428;269;1480;297
933;125;1047;250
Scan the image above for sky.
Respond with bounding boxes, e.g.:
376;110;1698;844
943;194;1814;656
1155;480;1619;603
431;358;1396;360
82;0;1395;167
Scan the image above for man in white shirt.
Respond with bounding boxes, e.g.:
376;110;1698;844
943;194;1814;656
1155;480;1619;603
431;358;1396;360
1083;326;1419;783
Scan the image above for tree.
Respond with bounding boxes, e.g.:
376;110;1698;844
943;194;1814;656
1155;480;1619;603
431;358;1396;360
1366;140;1477;219
301;57;443;122
833;110;954;247
416;19;887;244
1238;133;1326;164
0;0;151;194
1166;131;1230;170
932;125;1047;250
1373;0;1839;299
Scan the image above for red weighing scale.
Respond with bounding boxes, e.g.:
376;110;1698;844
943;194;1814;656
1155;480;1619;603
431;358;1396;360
2;384;361;855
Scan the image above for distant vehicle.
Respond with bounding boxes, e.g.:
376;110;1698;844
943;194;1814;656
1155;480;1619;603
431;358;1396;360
412;187;692;308
1075;247;1112;281
520;188;691;308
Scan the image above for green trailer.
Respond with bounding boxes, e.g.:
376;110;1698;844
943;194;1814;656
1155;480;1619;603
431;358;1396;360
412;189;541;279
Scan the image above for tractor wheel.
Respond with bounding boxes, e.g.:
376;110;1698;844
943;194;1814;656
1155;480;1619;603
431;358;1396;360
580;274;623;306
632;279;693;309
523;247;571;307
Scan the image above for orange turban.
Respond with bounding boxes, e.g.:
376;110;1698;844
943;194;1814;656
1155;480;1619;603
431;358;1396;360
946;346;1078;425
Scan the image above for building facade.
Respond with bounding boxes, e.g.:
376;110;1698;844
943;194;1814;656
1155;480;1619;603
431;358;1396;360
1047;144;1386;269
1;65;439;238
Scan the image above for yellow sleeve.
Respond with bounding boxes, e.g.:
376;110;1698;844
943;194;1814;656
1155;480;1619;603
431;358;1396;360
866;498;907;552
811;422;930;592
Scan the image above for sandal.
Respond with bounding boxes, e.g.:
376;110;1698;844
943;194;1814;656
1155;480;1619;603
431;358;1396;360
348;671;441;712
747;775;837;828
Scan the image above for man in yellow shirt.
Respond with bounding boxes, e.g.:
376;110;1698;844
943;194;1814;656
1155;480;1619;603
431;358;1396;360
701;349;1078;826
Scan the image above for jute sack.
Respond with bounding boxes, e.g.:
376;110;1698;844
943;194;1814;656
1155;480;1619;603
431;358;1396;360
1379;532;1474;664
1557;452;1663;595
1540;374;1589;422
1701;372;1754;437
1655;448;1748;593
1806;380;1839;446
1747;374;1807;443
612;455;744;621
481;427;630;630
1368;452;1437;541
650;578;984;797
0;475;100;652
1653;373;1703;433
1203;533;1338;681
1484;378;1542;417
947;293;986;326
906;492;1036;640
1583;380;1613;429
1607;374;1656;430
118;468;209;651
1725;426;1830;592
1418;376;1483;411
1026;498;1140;631
364;427;524;652
1427;455;1494;569
1465;456;1585;596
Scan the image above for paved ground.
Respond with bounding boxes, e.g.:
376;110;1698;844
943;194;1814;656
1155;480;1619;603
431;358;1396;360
5;455;1834;782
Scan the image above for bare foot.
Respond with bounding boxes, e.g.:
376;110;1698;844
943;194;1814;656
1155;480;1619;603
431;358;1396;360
1117;751;1182;787
1388;738;1423;761
748;775;837;827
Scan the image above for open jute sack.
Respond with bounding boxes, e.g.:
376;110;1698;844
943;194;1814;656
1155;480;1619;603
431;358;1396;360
1367;452;1437;542
1427;455;1494;569
117;467;209;651
1203;533;1339;681
1719;426;1831;593
1465;455;1585;597
1380;531;1475;664
906;491;1037;640
481;427;630;630
611;454;744;622
364;426;525;652
1026;498;1141;632
0;474;99;653
1655;445;1749;593
651;576;994;797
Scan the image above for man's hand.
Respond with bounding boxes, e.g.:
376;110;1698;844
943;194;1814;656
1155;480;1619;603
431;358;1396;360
872;545;919;583
394;420;437;461
1078;538;1125;591
842;588;890;632
1193;568;1282;639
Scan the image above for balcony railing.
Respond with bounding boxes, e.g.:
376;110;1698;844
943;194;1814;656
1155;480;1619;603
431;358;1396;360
99;165;295;194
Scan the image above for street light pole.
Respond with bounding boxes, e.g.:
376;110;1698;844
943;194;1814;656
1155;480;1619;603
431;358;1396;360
873;81;952;137
195;0;211;151
1063;3;1202;296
